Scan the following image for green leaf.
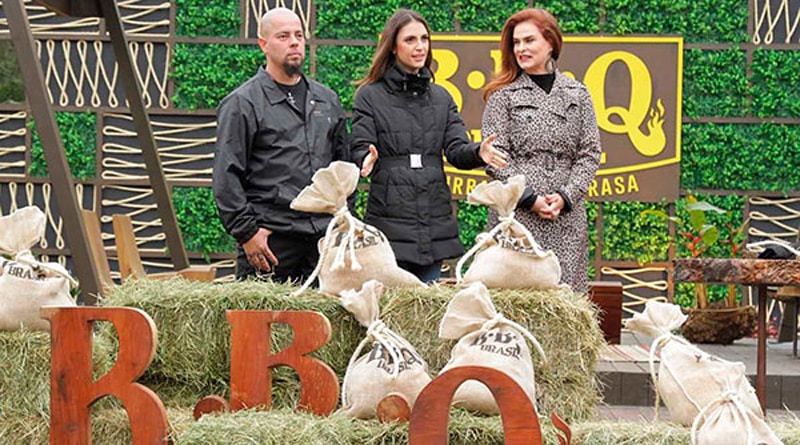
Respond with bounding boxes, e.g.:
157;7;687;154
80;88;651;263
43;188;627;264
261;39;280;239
701;225;719;246
688;207;706;232
686;201;726;214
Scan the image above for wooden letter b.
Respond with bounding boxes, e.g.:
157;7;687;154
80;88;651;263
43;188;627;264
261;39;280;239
42;306;167;444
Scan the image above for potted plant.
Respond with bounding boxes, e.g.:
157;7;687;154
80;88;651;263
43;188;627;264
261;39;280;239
641;195;756;344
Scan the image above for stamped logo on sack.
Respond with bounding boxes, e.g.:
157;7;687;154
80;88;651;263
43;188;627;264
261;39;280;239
471;329;522;359
333;225;387;250
496;234;540;255
1;260;44;281
367;342;424;375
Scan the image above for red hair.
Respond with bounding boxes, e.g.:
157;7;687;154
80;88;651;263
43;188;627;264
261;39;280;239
482;8;563;101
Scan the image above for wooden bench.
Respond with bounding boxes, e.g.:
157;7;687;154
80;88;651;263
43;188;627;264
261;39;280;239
80;209;217;288
111;214;217;282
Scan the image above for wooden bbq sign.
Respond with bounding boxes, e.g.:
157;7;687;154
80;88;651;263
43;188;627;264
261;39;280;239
42;306;571;444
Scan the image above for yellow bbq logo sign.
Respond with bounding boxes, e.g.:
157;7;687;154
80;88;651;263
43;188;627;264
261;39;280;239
433;35;683;202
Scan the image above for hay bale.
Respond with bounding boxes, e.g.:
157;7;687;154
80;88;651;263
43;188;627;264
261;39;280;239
3;407;799;444
178;408;569;444
0;404;195;444
379;285;603;422
99;279;603;421
99;279;363;403
0;329;114;419
0;330;51;419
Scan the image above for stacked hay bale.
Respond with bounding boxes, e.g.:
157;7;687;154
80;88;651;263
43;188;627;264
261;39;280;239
3;278;800;444
96;279;604;422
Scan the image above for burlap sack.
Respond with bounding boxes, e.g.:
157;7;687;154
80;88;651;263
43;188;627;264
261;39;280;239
691;371;784;445
438;282;546;414
339;280;431;419
290;162;424;296
627;301;762;427
0;206;75;331
456;175;561;289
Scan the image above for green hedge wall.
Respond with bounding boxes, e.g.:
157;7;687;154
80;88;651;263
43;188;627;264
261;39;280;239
172;187;236;258
682;123;800;191
314;46;372;111
0;41;24;103
29;112;96;180
454;0;533;33
751;49;800;118
175;0;240;37
682;49;749;118
172;44;264;110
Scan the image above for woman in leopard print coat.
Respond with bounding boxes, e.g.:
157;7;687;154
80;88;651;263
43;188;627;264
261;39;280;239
481;8;601;293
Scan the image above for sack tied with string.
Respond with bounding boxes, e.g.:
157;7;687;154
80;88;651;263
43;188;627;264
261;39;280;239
0;206;76;331
290;161;424;296
438;282;546;415
339;280;431;419
691;371;784;445
456;175;561;289
626;301;762;427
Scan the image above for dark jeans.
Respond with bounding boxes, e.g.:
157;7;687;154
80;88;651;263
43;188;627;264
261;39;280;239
397;260;442;284
236;231;321;285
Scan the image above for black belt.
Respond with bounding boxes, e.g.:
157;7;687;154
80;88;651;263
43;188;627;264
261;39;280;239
377;154;443;169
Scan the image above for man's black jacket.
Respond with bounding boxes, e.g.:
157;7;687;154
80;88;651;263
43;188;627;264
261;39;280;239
213;68;349;244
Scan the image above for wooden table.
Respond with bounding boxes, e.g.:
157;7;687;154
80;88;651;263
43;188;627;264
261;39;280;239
674;258;800;413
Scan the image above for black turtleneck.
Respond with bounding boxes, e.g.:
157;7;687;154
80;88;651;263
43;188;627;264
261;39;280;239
384;63;431;95
528;72;555;94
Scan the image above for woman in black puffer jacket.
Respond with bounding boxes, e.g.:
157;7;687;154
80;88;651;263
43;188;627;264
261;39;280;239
351;9;508;282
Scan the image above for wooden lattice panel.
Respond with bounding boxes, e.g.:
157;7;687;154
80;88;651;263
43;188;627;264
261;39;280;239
0;181;95;263
245;0;313;38
0;0;170;36
101;112;215;184
599;266;669;318
752;0;800;44
34;39;170;109
747;196;800;243
0;0;100;35
115;0;171;36
0;110;27;178
100;184;164;253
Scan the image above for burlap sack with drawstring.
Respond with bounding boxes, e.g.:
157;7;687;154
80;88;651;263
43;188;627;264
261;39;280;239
457;175;561;289
290;162;424;296
339;280;431;419
438;282;546;415
0;206;75;331
627;301;763;427
691;371;784;445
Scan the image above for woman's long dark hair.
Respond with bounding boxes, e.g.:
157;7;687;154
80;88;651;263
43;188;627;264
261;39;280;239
482;8;562;101
356;9;433;88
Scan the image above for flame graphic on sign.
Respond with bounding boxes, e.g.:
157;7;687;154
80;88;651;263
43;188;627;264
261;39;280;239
632;99;666;157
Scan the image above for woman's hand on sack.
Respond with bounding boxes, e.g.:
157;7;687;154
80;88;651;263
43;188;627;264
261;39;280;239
243;228;279;271
360;144;379;177
478;134;508;169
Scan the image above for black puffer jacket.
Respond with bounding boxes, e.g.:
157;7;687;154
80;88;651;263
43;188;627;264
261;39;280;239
351;64;485;266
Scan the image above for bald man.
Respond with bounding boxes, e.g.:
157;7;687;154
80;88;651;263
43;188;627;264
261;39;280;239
213;8;350;282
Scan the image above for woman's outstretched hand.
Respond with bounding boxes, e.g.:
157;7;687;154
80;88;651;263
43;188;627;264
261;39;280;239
360;144;379;177
478;134;508;169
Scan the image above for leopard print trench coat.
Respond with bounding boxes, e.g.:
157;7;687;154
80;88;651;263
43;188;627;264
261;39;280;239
481;71;601;293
